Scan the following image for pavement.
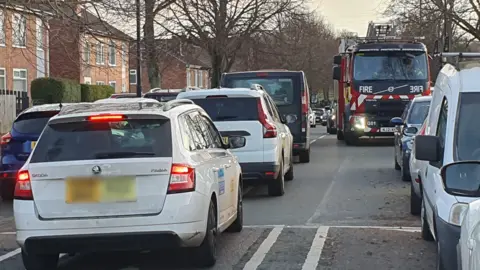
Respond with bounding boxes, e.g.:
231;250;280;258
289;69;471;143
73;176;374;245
0;126;436;270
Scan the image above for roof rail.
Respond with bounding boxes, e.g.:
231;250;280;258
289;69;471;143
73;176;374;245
250;84;265;91
162;99;195;111
436;52;480;69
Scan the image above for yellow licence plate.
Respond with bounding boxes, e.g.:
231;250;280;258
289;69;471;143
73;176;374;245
31;141;36;149
222;137;229;145
65;176;137;204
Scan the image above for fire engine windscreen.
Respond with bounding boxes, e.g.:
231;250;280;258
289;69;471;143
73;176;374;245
353;51;428;81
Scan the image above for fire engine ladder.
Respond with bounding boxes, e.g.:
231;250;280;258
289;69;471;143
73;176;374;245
366;22;395;38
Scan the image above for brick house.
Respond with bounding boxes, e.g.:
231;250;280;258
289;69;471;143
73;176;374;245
49;5;132;93
129;38;210;93
0;4;50;96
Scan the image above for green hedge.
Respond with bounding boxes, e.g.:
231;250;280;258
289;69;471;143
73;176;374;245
80;84;115;102
31;78;81;105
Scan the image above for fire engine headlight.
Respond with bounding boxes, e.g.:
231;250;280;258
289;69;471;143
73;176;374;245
331;115;336;120
449;203;468;226
353;116;366;129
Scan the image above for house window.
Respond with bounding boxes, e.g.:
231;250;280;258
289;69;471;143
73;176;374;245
12;13;26;47
186;69;191;87
109;40;116;66
194;70;199;87
13;69;27;92
130;69;137;84
36;18;43;50
96;42;104;64
96;81;105;85
0;68;5;90
83;42;90;64
198;70;203;88
0;11;5;46
109;81;116;90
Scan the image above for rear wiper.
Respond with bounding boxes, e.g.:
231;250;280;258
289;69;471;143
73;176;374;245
216;116;238;120
94;152;155;159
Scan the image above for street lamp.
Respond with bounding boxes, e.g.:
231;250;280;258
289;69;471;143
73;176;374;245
136;0;142;97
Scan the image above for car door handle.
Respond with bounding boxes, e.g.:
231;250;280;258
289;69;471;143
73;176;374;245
224;164;232;168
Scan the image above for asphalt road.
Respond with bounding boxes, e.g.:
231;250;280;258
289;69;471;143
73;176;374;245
0;126;436;270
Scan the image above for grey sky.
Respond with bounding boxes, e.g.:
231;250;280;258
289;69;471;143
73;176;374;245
309;0;388;35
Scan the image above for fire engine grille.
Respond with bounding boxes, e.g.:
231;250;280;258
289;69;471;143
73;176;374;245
364;99;409;118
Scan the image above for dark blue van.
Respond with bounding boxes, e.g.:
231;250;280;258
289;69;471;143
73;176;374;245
0;104;63;200
221;70;312;162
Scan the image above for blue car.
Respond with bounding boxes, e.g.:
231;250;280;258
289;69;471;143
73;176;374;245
0;104;64;200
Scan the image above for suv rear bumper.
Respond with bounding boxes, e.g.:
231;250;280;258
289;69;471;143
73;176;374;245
240;162;280;184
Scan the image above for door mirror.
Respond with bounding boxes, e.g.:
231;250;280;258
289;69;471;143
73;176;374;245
441;161;480;197
228;136;246;149
403;126;418;135
390;117;403;126
333;66;341;81
333;55;342;65
415;135;442;162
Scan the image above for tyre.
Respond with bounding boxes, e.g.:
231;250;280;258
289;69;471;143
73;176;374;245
194;200;218;267
421;200;434;241
410;182;421;216
299;149;310;163
268;161;285;196
436;239;447;270
337;130;344;140
401;162;411;182
329;127;337;135
22;248;59;270
226;179;243;233
285;153;294;181
394;153;401;170
326;126;330;133
344;133;358;146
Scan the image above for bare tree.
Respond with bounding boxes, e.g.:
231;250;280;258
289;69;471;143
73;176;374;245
160;0;304;87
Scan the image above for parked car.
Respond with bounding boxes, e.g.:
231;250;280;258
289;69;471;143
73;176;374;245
221;70;312;163
177;87;294;196
109;93;138;98
14;100;245;269
458;192;480;270
0;104;67;201
408;119;428;216
309;108;316;128
414;58;480;270
326;107;337;134
391;96;431;182
314;108;325;124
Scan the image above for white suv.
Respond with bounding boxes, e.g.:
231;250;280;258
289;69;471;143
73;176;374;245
177;87;294;196
14;100;244;269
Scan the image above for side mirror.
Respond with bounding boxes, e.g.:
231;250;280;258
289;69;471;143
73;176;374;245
415;135;442;162
404;126;418;135
333;66;341;81
228;136;246;149
333;55;342;65
390;117;403;126
441;161;480;197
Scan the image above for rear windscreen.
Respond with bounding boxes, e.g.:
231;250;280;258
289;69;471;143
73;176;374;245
13;111;59;134
191;97;259;122
30;119;172;163
144;93;179;102
223;74;301;106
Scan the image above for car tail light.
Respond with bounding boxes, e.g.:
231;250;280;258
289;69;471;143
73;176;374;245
14;170;33;200
87;114;126;122
168;164;195;193
0;132;11;145
302;91;308;115
257;99;277;138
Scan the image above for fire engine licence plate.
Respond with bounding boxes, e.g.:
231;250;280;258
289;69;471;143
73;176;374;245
380;127;396;132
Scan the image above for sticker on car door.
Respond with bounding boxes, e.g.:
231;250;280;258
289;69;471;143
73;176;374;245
218;168;225;195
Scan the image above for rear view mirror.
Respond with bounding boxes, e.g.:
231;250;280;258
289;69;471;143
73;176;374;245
404;126;418;135
333;55;342;65
441;161;480;196
229;136;246;149
390;117;403;126
333;66;341;81
415;135;442;162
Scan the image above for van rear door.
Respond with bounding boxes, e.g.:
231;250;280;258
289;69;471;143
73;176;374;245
221;71;309;145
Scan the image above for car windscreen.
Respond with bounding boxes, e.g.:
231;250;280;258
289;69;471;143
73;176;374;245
190;97;259;122
407;101;430;124
455;93;480;161
143;93;179;102
13;111;59;134
223;74;301;106
30;119;172;163
315;110;324;116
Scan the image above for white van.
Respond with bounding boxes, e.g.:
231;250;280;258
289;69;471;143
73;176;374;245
414;53;480;270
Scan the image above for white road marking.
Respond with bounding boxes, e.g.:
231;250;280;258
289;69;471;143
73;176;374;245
242;226;284;270
310;134;327;145
302;226;329;270
0;232;15;235
244;224;421;232
0;248;20;262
